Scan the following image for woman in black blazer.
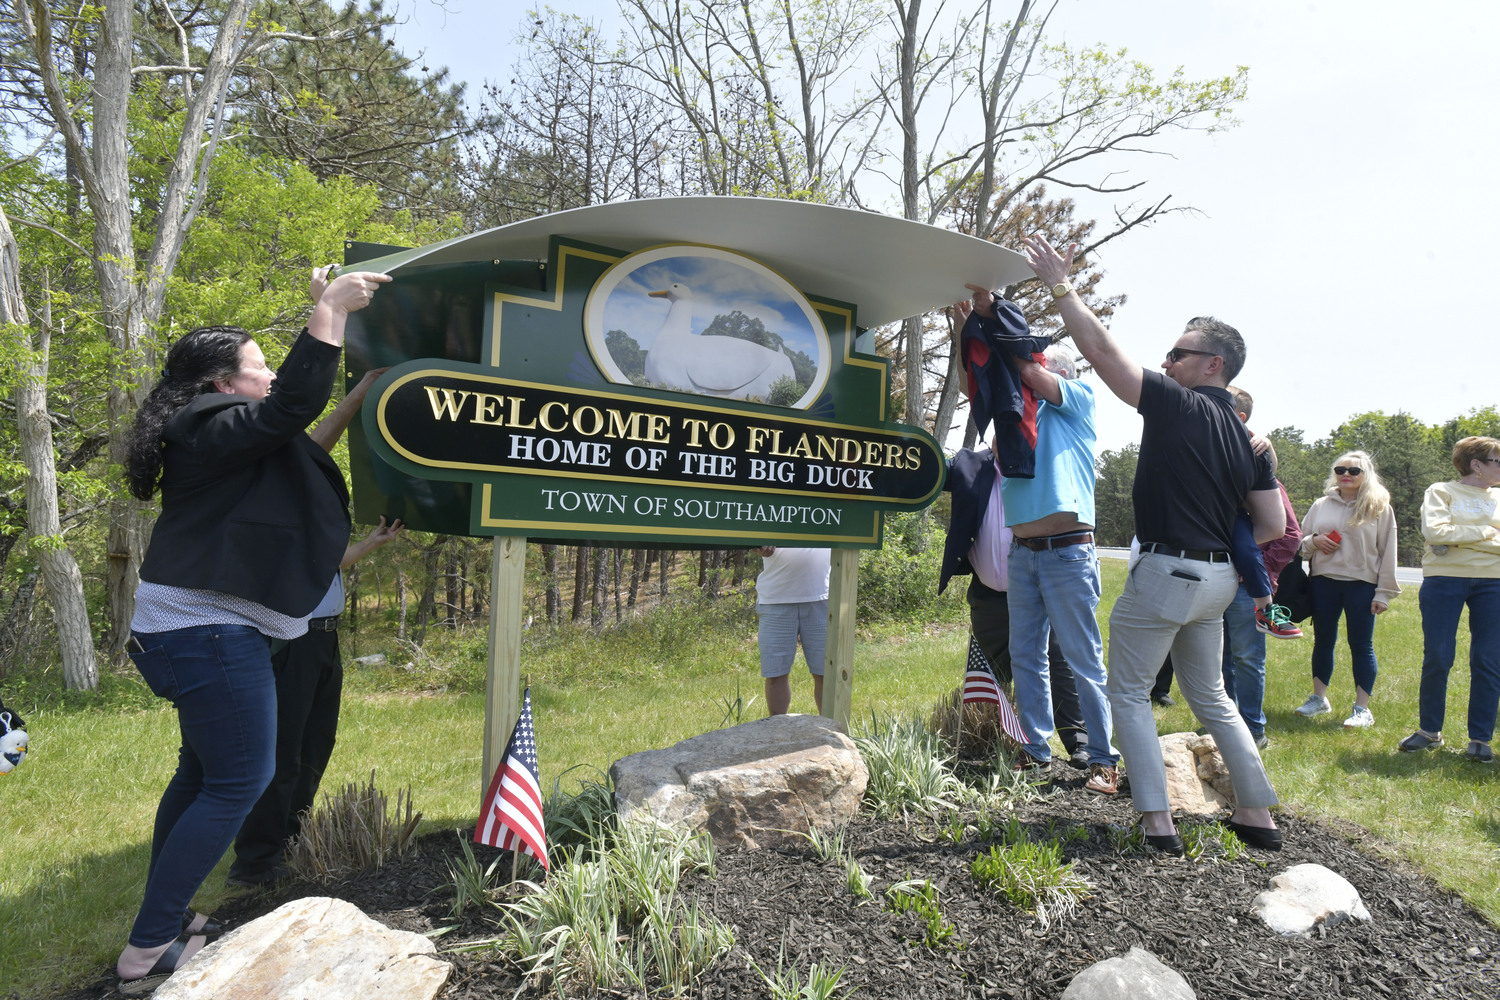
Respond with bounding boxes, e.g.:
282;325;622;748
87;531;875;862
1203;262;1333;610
114;268;387;995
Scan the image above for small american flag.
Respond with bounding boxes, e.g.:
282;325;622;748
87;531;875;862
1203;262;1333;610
475;687;548;869
962;634;1028;746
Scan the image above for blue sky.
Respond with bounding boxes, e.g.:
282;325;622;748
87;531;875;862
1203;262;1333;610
395;0;1499;452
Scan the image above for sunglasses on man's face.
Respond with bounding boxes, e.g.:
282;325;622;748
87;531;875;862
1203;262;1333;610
1165;347;1216;364
1334;466;1363;476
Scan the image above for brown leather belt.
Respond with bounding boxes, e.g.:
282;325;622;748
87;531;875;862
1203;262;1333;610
1013;532;1094;551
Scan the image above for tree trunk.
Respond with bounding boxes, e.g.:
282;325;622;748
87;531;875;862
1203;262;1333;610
628;549;642;609
931;312;965;443
443;538;459;623
0;569;40;674
729;549;746;586
414;538;441;643
345;562;360;655
659;550;672;600
542;543;560;623
572;545;589;621
2;210;97;689
396;570;407;640
590;547;606;629
612;547;622;623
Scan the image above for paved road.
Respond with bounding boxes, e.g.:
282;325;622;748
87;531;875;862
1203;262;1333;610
1097;546;1424;587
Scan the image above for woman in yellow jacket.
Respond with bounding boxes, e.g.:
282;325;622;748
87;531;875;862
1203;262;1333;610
1292;450;1399;728
1398;436;1500;762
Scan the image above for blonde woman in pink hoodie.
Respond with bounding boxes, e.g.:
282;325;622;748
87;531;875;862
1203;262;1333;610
1292;450;1399;728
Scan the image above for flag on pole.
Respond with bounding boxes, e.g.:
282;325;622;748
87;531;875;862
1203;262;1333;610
962;634;1029;746
475;686;549;869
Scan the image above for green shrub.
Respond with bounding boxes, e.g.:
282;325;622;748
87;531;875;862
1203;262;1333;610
971;838;1092;928
859;511;963;622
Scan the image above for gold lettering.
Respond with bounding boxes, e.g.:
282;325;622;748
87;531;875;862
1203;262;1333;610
683;418;709;447
572;406;604;437
747;426;773;453
643;413;671;444
812;435;837;462
423;386;471;421
506;395;537;430
471;393;505;426
607;409;643;441
788;434;816;460
905;445;921;469
539;401;570;433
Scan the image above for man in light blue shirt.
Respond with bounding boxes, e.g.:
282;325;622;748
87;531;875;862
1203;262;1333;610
1001;339;1120;793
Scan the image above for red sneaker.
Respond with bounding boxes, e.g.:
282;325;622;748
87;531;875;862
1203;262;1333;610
1256;604;1303;639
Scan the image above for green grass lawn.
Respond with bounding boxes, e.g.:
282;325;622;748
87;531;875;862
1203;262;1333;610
2;562;1497;997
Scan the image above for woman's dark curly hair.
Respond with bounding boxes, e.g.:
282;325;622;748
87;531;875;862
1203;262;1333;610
125;326;252;500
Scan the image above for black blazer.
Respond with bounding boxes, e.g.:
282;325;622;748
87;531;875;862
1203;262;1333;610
938;447;997;595
138;333;351;618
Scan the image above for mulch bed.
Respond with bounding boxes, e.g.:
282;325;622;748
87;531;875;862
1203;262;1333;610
53;765;1500;999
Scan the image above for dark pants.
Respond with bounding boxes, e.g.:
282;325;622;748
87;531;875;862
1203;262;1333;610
1309;576;1378;694
1152;654;1174;701
967;577;1086;753
230;625;343;877
1418;576;1500;741
128;625;275;947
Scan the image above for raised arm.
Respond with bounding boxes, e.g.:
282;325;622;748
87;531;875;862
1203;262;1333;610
307;269;391;347
340;516;404;570
309;366;389;453
1021;235;1144;408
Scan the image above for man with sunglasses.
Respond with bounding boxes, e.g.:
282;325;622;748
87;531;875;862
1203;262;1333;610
1021;234;1287;854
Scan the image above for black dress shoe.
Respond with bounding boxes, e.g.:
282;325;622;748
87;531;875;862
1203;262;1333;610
1224;819;1283;851
1153;693;1175;707
1144;832;1185;856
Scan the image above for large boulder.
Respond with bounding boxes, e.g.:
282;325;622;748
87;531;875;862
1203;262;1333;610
1158;732;1235;815
153;896;450;1000
610;713;867;850
1252;863;1373;938
1062;946;1196;1000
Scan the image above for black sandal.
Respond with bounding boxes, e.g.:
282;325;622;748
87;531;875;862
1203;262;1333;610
118;931;203;997
182;909;224;939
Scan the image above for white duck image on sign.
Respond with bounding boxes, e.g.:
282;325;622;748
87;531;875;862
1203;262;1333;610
584;245;830;409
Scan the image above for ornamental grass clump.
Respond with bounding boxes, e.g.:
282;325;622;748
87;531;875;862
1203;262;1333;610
853;713;966;819
885;878;960;950
753;945;856;1000
285;770;421;883
496;820;732;996
971;838;1093;929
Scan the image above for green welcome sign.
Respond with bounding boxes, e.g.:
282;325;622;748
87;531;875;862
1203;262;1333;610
343;198;1034;547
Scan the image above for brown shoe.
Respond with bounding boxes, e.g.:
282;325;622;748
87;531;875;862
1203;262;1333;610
1084;763;1118;795
1012;751;1047;773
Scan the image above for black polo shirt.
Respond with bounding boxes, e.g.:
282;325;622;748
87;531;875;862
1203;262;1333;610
1132;370;1276;552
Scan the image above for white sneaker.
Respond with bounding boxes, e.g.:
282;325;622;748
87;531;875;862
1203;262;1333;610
1294;694;1332;717
1343;704;1375;728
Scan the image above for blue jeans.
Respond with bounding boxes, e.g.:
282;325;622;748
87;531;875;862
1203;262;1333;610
128;625;276;948
1221;584;1267;737
1007;542;1117;765
1418;576;1500;741
1309;576;1379;694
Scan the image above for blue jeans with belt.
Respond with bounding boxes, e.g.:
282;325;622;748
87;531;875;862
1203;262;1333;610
1418;576;1500;741
1007;541;1118;766
128;625;276;948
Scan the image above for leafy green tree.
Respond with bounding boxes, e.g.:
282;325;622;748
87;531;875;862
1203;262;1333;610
1331;411;1448;566
233;0;478;222
1092;444;1138;546
605;329;645;380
